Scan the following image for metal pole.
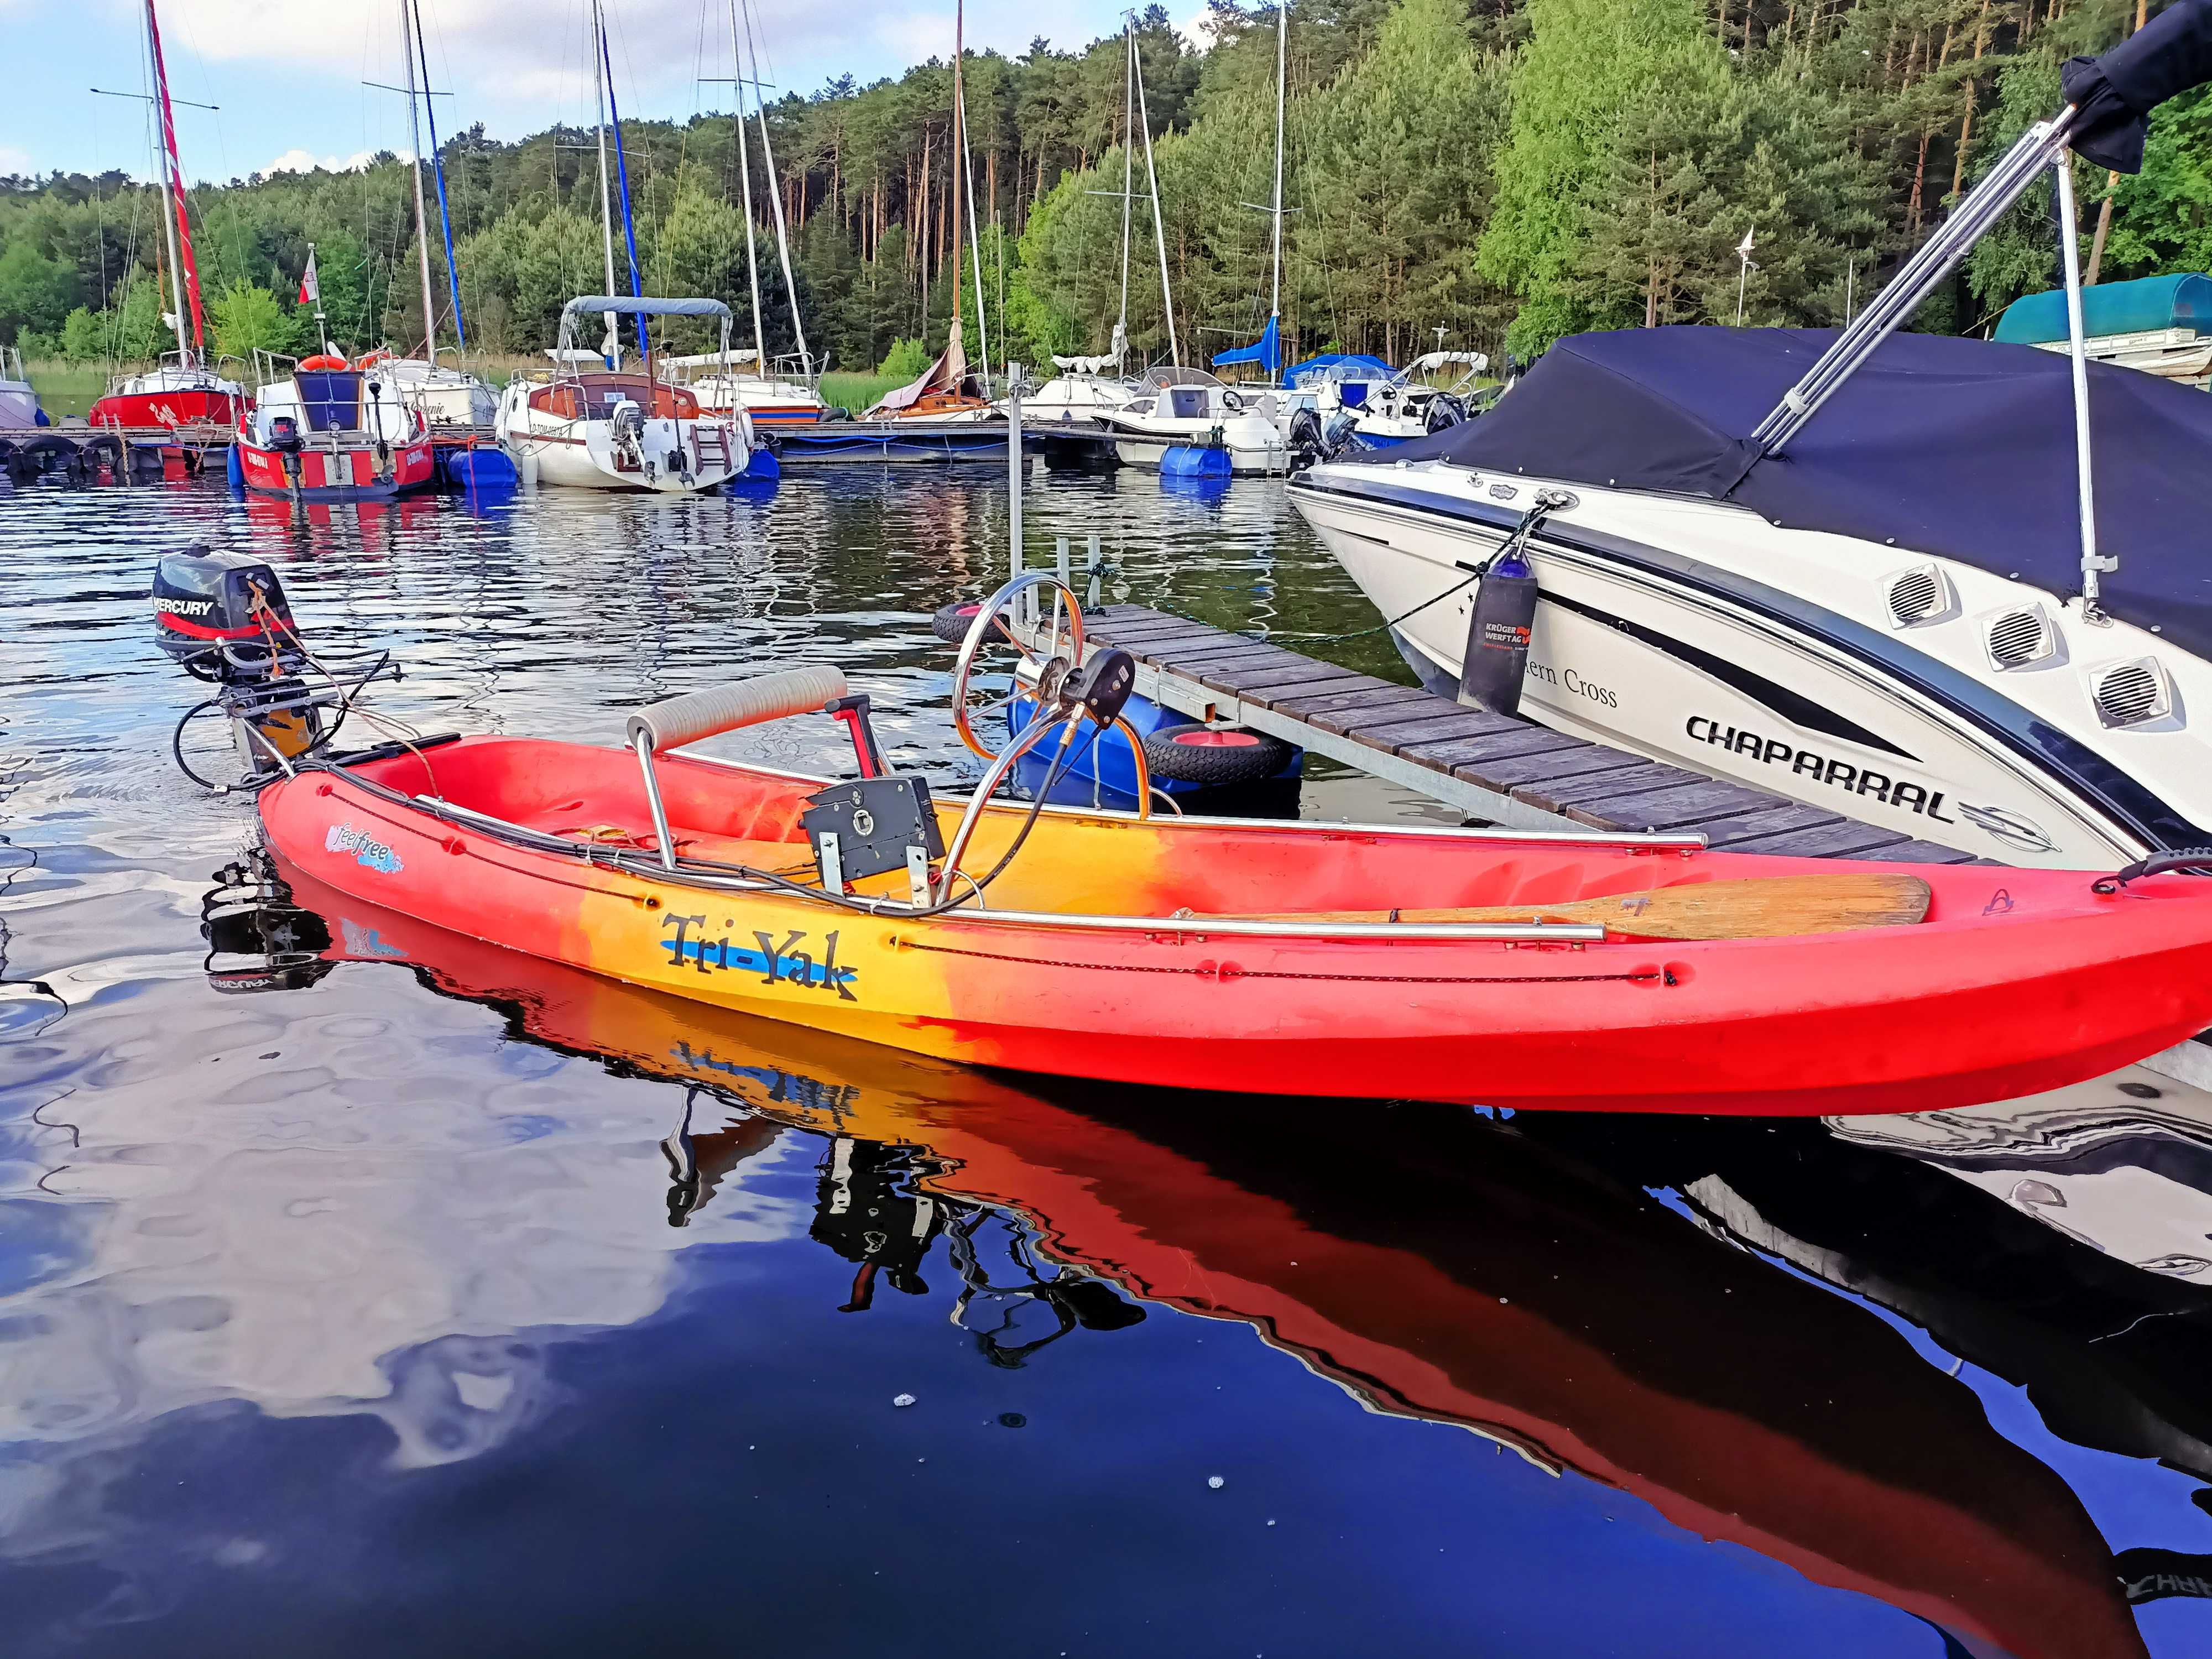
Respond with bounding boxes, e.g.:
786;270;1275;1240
399;0;439;366
959;50;990;387
143;0;190;367
1270;0;1285;324
1007;370;1023;583
2053;158;2113;611
592;0;619;367
1133;34;1178;367
739;0;811;375
948;0;967;362
727;0;768;373
1117;24;1133;360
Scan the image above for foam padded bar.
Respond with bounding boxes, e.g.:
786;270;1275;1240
627;665;849;752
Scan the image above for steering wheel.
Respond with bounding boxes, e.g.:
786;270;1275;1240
949;571;1087;762
1223;390;1244;414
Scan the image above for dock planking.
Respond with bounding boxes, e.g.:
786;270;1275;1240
1064;602;1978;865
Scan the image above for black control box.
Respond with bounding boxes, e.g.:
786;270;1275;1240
800;776;947;883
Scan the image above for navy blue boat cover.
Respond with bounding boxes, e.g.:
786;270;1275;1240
1374;326;2212;660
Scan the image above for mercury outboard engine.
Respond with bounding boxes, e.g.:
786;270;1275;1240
267;414;306;489
152;546;403;789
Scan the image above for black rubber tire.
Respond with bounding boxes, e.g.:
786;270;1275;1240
931;599;988;644
1142;722;1295;786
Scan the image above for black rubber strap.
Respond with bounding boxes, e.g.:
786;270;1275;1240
2092;848;2212;893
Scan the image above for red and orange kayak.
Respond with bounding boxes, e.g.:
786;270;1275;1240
256;734;2212;1115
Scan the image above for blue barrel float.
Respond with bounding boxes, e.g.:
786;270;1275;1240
1159;444;1232;481
442;445;520;491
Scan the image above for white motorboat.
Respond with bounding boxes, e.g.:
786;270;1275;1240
1332;351;1489;448
496;296;752;493
1290;4;2212;869
1098;367;1290;473
660;352;826;429
1008;354;1135;427
0;346;43;427
380;355;498;427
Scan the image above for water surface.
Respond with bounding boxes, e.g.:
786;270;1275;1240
4;468;2210;1656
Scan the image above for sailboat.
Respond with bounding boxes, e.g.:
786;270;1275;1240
85;0;251;434
1092;14;1288;474
493;0;752;491
370;0;497;430
863;0;997;423
658;0;826;431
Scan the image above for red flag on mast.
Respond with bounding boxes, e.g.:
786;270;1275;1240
299;249;320;308
145;1;207;355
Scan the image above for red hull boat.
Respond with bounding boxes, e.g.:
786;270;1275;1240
88;374;248;432
253;719;2212;1114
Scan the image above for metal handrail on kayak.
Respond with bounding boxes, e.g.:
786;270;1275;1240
393;785;1605;942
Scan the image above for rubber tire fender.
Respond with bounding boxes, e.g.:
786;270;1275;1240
931;599;988;644
1141;722;1294;786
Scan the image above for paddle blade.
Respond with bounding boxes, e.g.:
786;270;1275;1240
1229;873;1934;942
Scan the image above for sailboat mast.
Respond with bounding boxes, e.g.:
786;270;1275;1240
738;0;810;374
958;25;989;383
727;0;768;372
399;0;439;365
142;0;194;367
1132;27;1177;367
948;0;966;348
1117;22;1132;355
1270;0;1285;325
591;0;618;365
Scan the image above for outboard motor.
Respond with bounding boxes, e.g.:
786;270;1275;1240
610;398;646;472
1321;409;1360;459
153;546;324;774
268;414;306;489
1287;406;1325;466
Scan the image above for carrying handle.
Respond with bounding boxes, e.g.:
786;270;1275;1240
2092;848;2212;894
627;665;849;754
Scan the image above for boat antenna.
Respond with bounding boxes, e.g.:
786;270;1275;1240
1131;18;1178;367
407;0;467;351
398;0;439;364
2052;159;2113;613
738;0;811;377
724;0;769;373
591;0;619;366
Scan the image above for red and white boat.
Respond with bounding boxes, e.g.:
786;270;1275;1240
234;354;435;499
86;1;250;435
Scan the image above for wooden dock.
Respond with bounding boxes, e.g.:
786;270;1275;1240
1055;602;1978;865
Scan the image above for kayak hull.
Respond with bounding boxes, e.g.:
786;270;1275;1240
256;736;2212;1114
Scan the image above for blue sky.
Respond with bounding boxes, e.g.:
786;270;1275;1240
0;0;1154;184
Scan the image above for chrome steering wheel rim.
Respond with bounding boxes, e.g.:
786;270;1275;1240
950;571;1087;761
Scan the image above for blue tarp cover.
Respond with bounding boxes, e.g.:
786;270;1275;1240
1995;273;2212;343
1374;326;2212;660
1212;315;1281;377
1285;352;1392;385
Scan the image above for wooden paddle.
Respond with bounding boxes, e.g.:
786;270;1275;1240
1206;872;1932;942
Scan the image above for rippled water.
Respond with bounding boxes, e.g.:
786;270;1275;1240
6;469;2212;1656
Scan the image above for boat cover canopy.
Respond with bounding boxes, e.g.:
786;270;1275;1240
560;296;732;320
1376;326;2212;660
1212;315;1282;377
1995;273;2212;343
2063;0;2212;173
1286;353;1393;385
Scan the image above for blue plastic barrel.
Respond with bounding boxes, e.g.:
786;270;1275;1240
1160;445;1232;479
444;447;520;491
225;442;246;494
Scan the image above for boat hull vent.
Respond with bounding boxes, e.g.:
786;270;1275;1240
1884;564;1956;628
1983;605;2057;670
2090;657;2176;728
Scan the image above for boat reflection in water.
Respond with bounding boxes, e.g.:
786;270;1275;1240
193;848;2174;1657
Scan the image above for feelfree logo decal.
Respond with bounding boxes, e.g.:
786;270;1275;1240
326;821;404;874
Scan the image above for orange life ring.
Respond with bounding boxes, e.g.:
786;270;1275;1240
354;348;392;368
300;354;349;371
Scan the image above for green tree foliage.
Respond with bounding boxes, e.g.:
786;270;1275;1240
2;0;2193;370
209;280;299;359
1479;0;1719;351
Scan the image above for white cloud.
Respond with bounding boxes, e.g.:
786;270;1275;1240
0;146;34;178
262;147;392;176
